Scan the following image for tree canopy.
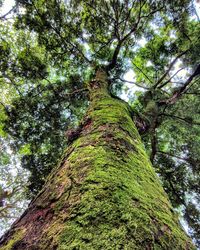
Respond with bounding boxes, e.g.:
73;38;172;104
0;0;200;247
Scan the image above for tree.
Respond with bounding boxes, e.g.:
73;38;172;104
0;0;199;249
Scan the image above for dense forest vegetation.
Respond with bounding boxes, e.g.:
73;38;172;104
0;0;200;249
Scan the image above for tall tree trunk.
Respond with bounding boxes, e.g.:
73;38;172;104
0;70;195;249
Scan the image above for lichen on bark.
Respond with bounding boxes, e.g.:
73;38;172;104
0;69;195;249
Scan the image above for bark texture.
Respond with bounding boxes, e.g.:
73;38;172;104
0;70;195;249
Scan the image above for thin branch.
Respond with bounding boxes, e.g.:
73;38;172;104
111;0;121;40
0;204;19;214
140;5;164;19
95;37;115;57
153;50;188;89
157;150;188;162
106;2;164;71
184;92;200;95
159;64;200;105
86;2;115;23
119;78;149;89
167;178;186;205
132;62;153;83
38;73;89;98
0;215;19;219
0;101;7;110
159;113;200;126
0;5;17;20
158;68;184;89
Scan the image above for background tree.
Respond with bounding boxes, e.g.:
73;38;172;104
0;137;29;234
0;0;199;248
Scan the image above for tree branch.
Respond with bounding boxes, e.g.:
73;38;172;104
119;78;149;89
153;50;188;89
106;40;123;71
0;5;17;20
159;64;200;105
159;113;200;126
157;150;188;162
132;62;153;83
158;68;184;89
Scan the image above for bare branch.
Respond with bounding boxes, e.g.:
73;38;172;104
159;113;200;126
0;5;17;20
121;0;144;42
51;25;91;64
119;78;149;89
159;64;200;105
157;150;189;162
158;68;185;89
154;50;188;89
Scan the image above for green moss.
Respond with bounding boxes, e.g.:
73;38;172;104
0;229;25;250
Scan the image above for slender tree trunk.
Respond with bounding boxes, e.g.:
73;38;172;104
0;70;195;249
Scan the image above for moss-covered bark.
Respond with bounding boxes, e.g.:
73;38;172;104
0;70;195;249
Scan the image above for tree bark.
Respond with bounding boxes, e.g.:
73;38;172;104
0;70;195;249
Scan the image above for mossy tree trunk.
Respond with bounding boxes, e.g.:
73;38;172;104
0;70;195;249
